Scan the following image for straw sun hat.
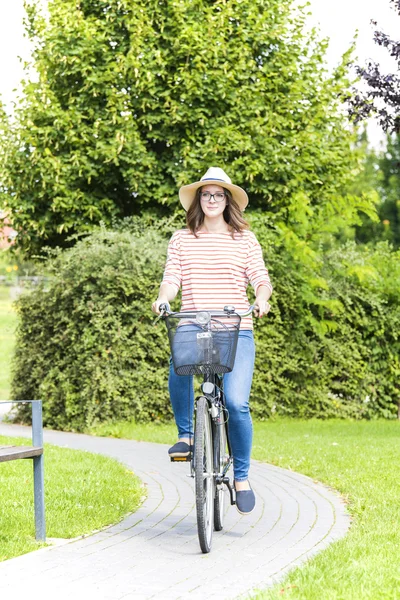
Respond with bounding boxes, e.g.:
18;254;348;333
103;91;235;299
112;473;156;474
178;167;249;211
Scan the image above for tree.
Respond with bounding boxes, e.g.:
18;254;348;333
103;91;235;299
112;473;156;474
377;134;400;246
348;0;400;247
0;0;371;255
351;131;400;247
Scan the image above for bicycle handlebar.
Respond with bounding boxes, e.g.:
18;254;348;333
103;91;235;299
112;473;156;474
158;304;257;319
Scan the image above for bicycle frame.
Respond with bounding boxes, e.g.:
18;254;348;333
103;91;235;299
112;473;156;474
159;303;255;552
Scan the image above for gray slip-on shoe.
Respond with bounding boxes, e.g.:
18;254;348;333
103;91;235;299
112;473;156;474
168;441;193;458
235;483;256;515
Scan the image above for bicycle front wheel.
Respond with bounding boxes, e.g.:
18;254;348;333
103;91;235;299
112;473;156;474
195;396;214;554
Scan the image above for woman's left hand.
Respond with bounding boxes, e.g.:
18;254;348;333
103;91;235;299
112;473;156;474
254;299;271;318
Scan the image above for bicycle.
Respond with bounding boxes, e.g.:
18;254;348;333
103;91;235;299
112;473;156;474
158;303;255;554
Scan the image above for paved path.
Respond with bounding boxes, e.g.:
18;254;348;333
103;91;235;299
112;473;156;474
0;422;350;600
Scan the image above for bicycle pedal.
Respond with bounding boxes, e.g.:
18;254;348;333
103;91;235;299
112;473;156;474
170;455;192;462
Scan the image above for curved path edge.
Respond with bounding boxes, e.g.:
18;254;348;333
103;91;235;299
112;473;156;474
0;423;350;600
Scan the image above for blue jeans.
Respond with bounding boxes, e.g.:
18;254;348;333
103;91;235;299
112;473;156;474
168;330;255;481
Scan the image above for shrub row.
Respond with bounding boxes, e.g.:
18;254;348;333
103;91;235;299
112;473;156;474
12;218;400;430
251;222;400;420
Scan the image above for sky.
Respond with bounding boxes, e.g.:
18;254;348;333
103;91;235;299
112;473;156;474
306;0;399;70
1;0;400;147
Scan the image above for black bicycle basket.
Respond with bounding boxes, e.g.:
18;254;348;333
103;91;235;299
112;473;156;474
165;312;241;376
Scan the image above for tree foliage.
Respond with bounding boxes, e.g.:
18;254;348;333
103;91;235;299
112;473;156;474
0;0;370;255
376;134;400;246
348;1;400;246
352;131;400;247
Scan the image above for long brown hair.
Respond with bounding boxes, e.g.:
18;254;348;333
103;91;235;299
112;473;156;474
186;188;249;237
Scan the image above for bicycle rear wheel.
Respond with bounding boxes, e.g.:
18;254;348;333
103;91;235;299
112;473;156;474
195;396;214;553
214;417;229;531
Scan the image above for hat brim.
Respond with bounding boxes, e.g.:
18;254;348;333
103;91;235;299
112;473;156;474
179;180;248;211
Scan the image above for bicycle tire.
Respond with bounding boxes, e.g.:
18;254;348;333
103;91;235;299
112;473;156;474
214;417;228;531
195;396;214;553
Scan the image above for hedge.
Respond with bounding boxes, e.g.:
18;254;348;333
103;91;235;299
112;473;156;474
12;221;175;430
250;222;400;420
12;219;400;430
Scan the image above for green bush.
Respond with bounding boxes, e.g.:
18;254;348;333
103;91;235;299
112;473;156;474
250;215;400;420
323;242;400;419
11;220;400;430
12;220;181;430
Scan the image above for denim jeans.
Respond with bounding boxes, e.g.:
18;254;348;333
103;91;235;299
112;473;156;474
168;330;255;481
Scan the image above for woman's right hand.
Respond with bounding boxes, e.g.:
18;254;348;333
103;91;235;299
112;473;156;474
152;284;177;314
152;298;167;315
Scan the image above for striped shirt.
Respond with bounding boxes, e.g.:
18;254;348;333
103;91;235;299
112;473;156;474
162;229;272;330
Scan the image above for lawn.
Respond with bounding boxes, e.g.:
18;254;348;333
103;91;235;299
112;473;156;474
89;417;400;600
0;434;144;562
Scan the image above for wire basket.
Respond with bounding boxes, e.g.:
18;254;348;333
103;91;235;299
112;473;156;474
165;313;241;376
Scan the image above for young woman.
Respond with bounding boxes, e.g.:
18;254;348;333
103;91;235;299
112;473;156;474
152;167;272;515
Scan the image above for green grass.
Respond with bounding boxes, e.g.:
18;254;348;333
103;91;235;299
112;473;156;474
89;417;400;600
0;434;145;562
0;287;17;400
251;420;400;600
89;419;177;443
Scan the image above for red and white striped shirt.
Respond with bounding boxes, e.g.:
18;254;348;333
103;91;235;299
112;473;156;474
162;229;272;329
